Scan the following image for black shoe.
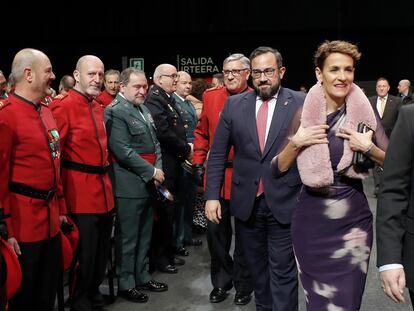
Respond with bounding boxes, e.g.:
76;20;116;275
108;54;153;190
158;264;178;274
118;288;148;303
137;280;168;292
234;292;252;305
184;238;202;246
209;287;228;303
175;246;189;256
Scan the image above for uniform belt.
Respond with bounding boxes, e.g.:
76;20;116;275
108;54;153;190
225;161;233;168
62;159;110;174
9;182;56;200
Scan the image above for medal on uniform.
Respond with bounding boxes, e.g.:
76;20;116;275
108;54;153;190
48;128;60;159
167;104;174;112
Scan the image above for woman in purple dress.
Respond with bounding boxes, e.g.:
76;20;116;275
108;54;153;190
271;40;388;310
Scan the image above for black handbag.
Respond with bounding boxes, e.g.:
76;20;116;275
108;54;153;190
351;122;375;171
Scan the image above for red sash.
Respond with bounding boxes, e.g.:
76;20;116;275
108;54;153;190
139;153;156;165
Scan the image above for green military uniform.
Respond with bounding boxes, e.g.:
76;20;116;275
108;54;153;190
104;94;162;290
172;93;198;249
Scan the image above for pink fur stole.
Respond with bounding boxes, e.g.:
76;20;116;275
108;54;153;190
297;82;377;187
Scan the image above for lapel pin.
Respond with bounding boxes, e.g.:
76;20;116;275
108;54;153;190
283;101;289;106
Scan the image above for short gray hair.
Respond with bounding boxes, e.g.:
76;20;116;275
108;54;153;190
223;53;250;69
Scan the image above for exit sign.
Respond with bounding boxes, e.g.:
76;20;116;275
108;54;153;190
129;58;144;70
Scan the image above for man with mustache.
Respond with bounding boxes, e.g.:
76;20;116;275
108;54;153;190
205;46;305;310
193;54;253;305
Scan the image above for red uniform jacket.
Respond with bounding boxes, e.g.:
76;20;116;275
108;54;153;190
0;95;66;242
95;90;115;108
193;86;252;200
50;89;114;214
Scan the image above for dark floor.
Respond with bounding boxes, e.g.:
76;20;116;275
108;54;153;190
63;174;414;310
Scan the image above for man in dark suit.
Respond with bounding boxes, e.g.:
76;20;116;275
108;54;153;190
145;64;192;274
205;46;304;310
368;77;401;195
105;68;167;303
377;104;414;307
369;77;401;138
397;79;414;105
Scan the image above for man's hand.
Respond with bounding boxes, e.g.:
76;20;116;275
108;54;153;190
59;215;68;225
205;200;221;224
154;168;165;184
193;164;205;187
8;237;21;256
380;268;406;303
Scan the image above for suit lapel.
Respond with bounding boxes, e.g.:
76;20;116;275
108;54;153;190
262;88;292;158
383;97;395;118
243;92;261;155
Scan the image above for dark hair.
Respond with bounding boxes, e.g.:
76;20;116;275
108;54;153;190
120;67;145;85
212;73;224;83
314;40;361;69
249;46;283;68
191;78;209;101
376;77;389;84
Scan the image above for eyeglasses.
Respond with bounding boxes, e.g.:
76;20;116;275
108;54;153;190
222;68;249;77
161;73;178;79
251;68;277;79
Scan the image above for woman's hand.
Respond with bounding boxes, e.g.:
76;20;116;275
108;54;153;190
290;124;329;150
336;127;373;153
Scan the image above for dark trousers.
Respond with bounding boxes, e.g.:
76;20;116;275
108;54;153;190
151;199;175;268
0;254;5;311
9;235;61;311
372;165;383;191
207;199;252;293
235;196;298;311
70;213;113;311
175;169;196;247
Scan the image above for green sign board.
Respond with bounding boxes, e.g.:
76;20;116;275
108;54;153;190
129;58;144;70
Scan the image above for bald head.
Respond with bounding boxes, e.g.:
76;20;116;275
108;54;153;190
10;48;55;103
73;55;104;98
75;55;103;71
398;79;411;96
153;64;178;94
12;48;49;83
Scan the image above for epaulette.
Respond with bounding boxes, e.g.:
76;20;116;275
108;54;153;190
0;100;11;110
108;98;119;107
53;93;69;104
54;93;65;100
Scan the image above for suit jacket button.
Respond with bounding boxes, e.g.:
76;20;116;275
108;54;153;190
254;180;258;185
